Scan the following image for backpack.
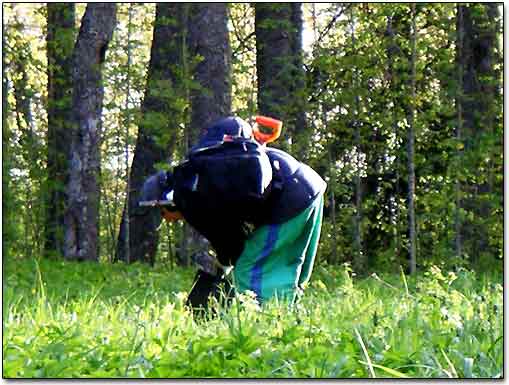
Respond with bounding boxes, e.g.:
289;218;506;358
173;135;273;222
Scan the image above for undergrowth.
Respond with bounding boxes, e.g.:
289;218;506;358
2;258;503;378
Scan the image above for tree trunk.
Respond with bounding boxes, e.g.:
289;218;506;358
115;3;186;264
288;3;309;159
188;3;232;134
385;15;401;263
348;7;365;274
64;4;116;261
181;3;232;263
122;4;134;264
456;3;501;262
255;3;298;151
455;5;464;260
407;3;417;274
45;3;75;258
3;14;13;259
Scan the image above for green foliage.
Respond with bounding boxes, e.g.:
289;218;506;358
229;3;257;120
3;259;502;378
2;3;502;272
305;3;502;272
3;4;48;259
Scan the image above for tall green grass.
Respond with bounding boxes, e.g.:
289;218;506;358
3;258;503;378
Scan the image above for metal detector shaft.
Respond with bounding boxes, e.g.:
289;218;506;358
139;200;175;207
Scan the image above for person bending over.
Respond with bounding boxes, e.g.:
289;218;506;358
140;116;326;311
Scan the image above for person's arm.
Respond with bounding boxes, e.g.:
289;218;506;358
185;215;247;267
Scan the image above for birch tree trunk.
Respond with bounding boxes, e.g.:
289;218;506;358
64;3;116;261
45;3;75;258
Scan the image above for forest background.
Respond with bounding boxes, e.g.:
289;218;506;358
2;3;502;274
1;3;504;379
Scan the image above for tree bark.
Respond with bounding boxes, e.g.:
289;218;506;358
288;3;309;158
188;3;232;136
45;3;75;258
115;3;186;264
456;4;501;262
64;3;116;261
181;3;232;264
255;3;304;151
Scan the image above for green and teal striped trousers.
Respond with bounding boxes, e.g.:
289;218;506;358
233;194;324;303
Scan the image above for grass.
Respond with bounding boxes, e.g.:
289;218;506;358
2;257;503;378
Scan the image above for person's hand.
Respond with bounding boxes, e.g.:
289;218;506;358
161;207;184;222
191;252;221;276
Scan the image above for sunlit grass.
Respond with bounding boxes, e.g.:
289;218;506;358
3;258;503;378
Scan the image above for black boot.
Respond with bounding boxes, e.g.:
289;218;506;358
186;269;235;317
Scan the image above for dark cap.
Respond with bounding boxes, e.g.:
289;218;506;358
193;116;253;149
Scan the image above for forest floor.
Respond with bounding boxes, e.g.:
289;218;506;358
3;257;503;378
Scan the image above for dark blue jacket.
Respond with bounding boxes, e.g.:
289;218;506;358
256;147;326;225
171;117;326;265
172;145;325;266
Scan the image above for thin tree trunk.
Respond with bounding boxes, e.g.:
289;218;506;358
2;18;8;161
46;3;75;258
349;7;364;273
123;4;134;264
64;3;116;261
115;3;185;265
180;4;192;266
386;15;401;262
455;5;464;260
2;17;13;258
407;3;417;274
327;140;337;265
2;15;18;261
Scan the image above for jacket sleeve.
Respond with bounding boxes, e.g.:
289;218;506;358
185;213;247;266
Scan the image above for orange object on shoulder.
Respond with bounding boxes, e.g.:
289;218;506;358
161;207;184;222
253;115;283;144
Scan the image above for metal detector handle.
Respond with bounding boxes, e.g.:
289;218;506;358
139;200;175;207
139;200;183;222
